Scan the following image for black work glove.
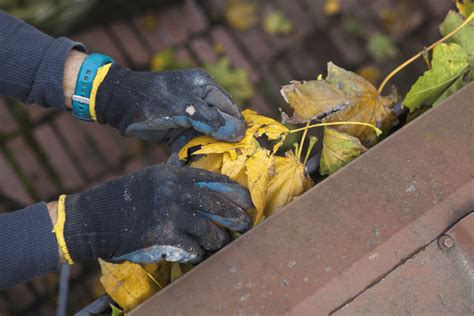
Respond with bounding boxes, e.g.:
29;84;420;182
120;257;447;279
63;164;252;264
95;64;246;144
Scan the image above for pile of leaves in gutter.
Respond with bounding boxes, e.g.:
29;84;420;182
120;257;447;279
100;5;474;313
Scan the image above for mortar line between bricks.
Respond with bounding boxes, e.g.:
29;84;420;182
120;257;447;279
0;142;38;202
328;221;463;315
80;128;113;172
122;19;155;69
103;24;136;68
6;99;65;190
50;122;90;183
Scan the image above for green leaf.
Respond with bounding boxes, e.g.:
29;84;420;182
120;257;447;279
110;304;124;316
455;0;474;18
263;10;294;35
403;43;469;112
433;68;469;106
366;32;399;63
150;48;192;71
440;10;474;78
205;57;255;104
320;127;367;175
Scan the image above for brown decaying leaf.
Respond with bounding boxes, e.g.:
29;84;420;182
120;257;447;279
281;62;398;147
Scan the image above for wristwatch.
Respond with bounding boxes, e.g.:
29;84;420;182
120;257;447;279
72;53;114;121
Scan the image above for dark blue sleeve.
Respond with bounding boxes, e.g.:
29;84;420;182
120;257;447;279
0;202;60;289
0;11;86;110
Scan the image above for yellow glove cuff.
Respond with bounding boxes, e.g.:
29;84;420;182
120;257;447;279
89;63;113;122
52;194;74;265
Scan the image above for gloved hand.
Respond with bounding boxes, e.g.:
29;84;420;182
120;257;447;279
60;164;252;264
94;64;246;144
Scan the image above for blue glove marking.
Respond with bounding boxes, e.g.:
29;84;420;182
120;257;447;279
189;119;215;135
197;211;250;233
195;181;233;193
213;111;245;142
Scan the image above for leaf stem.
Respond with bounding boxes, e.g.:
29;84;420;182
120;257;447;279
378;13;474;94
297;122;310;160
303;136;318;165
290;121;382;136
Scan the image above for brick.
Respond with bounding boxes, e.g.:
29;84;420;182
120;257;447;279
210;27;259;82
176;47;196;66
39;304;56;316
109;22;151;67
24;104;54;124
300;0;330;29
132;14;168;53
181;0;209;35
275;0;313;37
70;28;128;66
202;0;226;19
260;63;286;102
274;59;296;85
6;283;35;307
149;145;170;163
233;27;274;62
54;114;106;180
125;157;150;174
34;124;83;191
248;93;278;118
264;0;313;51
0;98;17;134
84;124;126;167
190;37;218;64
329;25;366;66
157;7;189;45
7;137;57;200
286;47;322;80
0;155;31;205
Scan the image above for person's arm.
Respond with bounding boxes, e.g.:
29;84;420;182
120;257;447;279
0;202;60;289
1;11;246;144
0;11;86;110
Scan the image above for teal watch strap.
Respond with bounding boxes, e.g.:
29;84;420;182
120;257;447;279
72;53;114;121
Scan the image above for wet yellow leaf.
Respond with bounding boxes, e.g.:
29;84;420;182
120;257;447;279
281;62;397;147
142;262;171;290
222;152;247;179
179;110;288;160
320;127;367;175
190;153;223;173
225;0;259;31
245;148;272;223
99;260;159;312
324;0;341;16
170;263;193;283
266;152;312;216
243;109;289;140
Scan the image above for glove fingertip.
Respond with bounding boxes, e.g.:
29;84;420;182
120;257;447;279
212;110;246;142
